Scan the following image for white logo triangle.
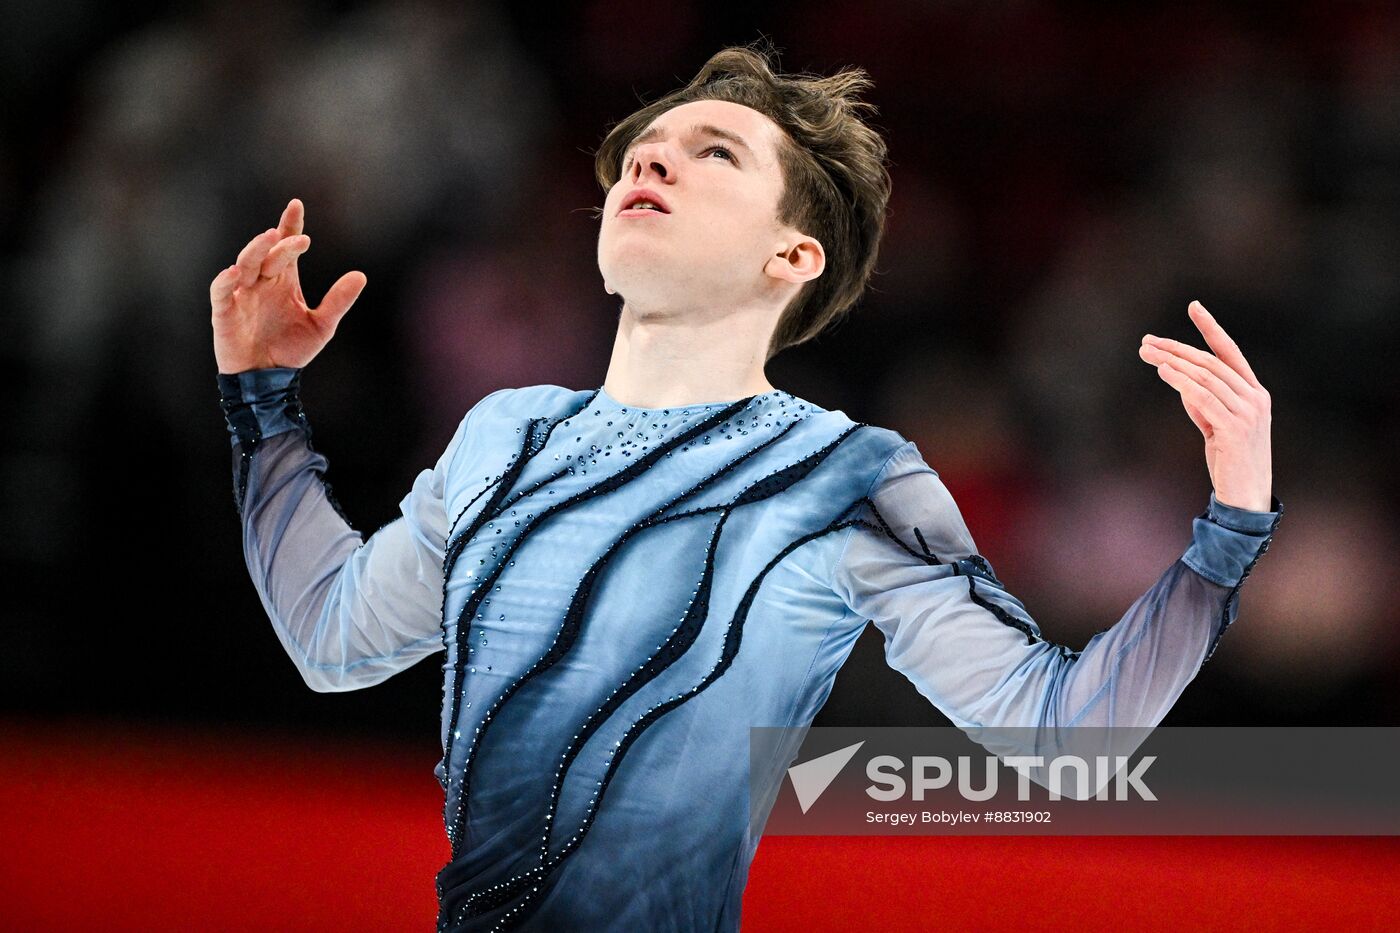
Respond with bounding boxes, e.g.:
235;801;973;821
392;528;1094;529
787;741;866;814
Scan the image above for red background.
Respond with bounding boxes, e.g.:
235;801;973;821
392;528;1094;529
4;719;1398;932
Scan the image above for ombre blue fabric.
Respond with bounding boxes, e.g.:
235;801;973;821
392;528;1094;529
217;367;1282;932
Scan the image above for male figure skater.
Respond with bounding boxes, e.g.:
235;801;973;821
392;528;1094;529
211;46;1281;932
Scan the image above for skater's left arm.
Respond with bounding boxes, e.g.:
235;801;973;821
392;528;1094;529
830;301;1282;736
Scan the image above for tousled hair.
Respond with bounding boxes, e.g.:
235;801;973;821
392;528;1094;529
593;40;892;362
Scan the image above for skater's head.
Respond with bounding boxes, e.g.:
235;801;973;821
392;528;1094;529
593;41;891;363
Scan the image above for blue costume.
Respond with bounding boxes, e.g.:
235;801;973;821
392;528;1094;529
217;367;1282;931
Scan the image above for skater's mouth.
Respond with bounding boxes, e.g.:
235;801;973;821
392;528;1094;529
618;188;671;215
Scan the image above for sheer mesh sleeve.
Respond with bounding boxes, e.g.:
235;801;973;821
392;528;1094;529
830;441;1283;739
217;367;489;693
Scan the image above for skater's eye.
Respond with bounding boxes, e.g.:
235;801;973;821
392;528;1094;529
703;145;737;164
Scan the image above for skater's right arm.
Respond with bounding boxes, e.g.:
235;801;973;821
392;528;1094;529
211;199;463;692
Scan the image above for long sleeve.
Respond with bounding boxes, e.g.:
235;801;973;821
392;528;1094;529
216;367;486;693
830;441;1283;744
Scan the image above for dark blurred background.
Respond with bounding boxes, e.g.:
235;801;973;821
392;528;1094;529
3;0;1398;752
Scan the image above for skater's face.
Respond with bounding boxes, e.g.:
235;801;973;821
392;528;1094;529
597;99;823;315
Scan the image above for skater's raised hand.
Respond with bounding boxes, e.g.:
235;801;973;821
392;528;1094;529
210;198;366;373
1138;300;1273;512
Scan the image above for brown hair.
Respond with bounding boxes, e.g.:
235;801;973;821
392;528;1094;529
593;40;892;362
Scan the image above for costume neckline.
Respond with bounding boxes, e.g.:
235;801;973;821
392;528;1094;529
594;384;790;415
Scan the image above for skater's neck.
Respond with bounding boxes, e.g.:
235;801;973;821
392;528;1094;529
599;299;777;410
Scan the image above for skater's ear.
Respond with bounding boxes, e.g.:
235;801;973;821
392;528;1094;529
763;235;825;286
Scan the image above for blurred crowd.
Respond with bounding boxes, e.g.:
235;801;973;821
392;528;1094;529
2;0;1396;730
